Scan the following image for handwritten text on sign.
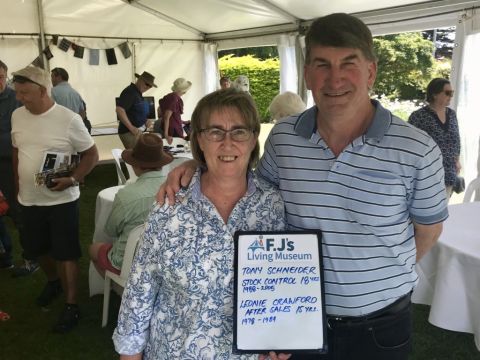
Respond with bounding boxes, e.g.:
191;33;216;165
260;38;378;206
235;233;325;351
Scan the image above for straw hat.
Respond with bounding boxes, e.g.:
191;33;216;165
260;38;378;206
122;133;173;168
12;66;51;89
171;77;192;93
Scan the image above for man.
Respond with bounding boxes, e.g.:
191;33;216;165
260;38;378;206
11;65;99;333
89;133;172;276
159;77;192;145
51;67;91;134
219;76;231;90
116;71;157;149
51;67;84;115
160;13;448;360
0;60;39;275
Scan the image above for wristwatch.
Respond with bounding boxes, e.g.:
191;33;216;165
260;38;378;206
70;176;80;187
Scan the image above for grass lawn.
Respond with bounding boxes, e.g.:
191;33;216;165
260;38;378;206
1;163;479;359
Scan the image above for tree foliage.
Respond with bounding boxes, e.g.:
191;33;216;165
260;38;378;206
218;46;278;60
219;54;279;122
373;32;435;100
422;27;455;59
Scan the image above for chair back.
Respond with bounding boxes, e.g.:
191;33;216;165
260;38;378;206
119;224;144;284
463;177;480;203
124;162;138;183
111;148;127;185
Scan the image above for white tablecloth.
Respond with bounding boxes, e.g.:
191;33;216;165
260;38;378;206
412;202;480;351
89;185;124;296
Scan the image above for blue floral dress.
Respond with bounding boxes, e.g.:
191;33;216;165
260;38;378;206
113;168;286;359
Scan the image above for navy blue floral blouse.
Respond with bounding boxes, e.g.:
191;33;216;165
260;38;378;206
408;106;461;186
113;168;286;359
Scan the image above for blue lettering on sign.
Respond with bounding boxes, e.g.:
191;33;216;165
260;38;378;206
242;267;263;275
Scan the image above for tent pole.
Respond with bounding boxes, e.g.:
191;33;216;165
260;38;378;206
36;0;48;71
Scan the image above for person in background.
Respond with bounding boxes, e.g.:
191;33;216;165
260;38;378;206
159;77;192;145
408;78;461;198
51;67;84;116
89;133;172;276
158;13;448;360
268;91;306;122
51;67;91;134
232;75;250;93
113;88;285;359
219;76;231;90
116;71;157;149
0;59;39;275
11;65;98;333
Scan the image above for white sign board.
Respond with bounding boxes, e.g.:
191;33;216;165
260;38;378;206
233;231;327;355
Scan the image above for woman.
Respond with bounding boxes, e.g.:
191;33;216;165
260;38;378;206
408;78;461;197
159;77;192;145
113;88;286;359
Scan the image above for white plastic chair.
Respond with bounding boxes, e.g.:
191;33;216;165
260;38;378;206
102;224;144;327
111;148;127;185
112;148;137;184
463;177;480;203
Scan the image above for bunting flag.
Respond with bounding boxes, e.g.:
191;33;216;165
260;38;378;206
105;48;118;65
58;37;72;52
73;44;85;59
27;35;132;66
119;42;131;59
42;46;53;60
31;56;44;69
89;48;100;65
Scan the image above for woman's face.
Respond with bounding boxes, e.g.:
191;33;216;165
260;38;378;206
198;107;257;179
433;83;454;107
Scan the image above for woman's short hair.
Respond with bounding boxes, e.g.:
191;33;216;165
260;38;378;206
268;91;306;121
190;88;260;170
426;78;450;103
305;13;376;64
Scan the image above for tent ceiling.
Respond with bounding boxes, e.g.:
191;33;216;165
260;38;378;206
0;0;479;41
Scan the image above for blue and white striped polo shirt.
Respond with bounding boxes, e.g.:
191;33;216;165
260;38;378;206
257;100;448;317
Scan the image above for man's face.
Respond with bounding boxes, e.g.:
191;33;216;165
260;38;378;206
51;73;60;86
0;68;7;93
304;46;376;120
137;79;152;94
14;81;45;114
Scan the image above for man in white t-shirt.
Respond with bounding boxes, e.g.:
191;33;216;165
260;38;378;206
11;66;98;334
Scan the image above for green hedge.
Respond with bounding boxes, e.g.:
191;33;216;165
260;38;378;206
219;54;280;123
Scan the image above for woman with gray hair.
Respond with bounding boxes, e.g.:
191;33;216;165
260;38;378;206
408;78;461;197
113;88;285;359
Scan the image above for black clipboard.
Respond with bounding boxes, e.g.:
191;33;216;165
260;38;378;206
232;230;327;355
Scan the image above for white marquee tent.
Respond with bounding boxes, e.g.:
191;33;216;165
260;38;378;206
1;0;480;183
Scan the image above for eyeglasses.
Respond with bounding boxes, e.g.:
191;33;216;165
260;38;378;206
144;82;152;88
444;90;454;97
200;127;254;142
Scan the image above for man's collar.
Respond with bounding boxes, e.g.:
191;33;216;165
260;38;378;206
294;99;391;142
